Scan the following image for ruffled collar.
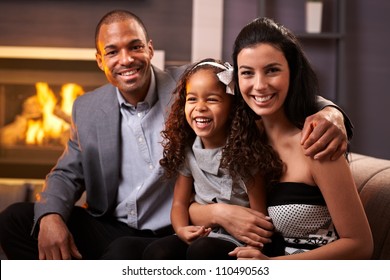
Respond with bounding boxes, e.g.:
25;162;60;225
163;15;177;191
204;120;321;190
192;137;223;175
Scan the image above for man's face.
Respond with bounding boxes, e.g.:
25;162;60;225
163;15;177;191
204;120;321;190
96;19;154;104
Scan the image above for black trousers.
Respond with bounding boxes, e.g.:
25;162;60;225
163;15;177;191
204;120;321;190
0;202;172;260
143;234;237;260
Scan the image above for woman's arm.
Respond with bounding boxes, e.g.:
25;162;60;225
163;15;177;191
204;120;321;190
232;156;373;260
231;156;373;260
299;156;373;259
189;202;274;247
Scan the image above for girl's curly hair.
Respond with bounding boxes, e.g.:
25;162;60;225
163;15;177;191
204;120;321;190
160;58;284;184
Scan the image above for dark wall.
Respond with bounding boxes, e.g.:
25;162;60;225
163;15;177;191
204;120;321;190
344;0;390;160
0;0;192;63
0;0;389;159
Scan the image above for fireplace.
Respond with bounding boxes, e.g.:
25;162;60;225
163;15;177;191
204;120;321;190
0;46;165;179
0;46;106;179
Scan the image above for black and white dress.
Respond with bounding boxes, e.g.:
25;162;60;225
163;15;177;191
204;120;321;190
267;182;339;255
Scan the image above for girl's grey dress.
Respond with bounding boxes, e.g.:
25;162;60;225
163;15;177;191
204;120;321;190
180;137;252;246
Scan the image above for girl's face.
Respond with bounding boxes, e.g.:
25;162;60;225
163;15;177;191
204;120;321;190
237;43;290;119
185;69;233;149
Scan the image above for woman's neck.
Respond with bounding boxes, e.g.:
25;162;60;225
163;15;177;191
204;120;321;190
261;112;300;147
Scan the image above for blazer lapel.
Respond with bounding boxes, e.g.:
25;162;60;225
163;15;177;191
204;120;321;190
96;86;121;211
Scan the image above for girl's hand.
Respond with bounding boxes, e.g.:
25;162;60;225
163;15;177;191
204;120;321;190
229;246;270;260
176;225;211;244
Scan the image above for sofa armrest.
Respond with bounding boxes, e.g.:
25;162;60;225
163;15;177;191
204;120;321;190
349;153;390;260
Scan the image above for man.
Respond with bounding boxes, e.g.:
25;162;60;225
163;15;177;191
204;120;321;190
0;10;352;260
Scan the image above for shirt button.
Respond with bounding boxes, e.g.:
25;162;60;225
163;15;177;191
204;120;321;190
138;137;143;142
149;164;154;170
137;112;142;118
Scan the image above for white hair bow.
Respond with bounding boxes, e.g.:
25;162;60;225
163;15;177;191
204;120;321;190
192;61;235;95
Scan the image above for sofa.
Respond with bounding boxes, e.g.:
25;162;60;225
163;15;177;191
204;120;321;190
1;152;389;259
349;153;390;259
66;153;390;259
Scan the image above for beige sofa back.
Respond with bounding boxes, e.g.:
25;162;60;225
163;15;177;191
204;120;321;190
350;153;390;259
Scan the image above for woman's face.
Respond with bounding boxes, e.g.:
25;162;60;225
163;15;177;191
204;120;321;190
237;43;290;119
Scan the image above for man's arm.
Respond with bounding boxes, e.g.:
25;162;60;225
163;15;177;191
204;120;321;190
316;96;354;140
301;96;354;160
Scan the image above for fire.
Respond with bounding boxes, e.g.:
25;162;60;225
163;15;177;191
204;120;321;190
25;82;84;146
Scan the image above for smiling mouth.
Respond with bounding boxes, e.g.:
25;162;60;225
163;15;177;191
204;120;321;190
254;94;273;102
119;69;138;76
195;117;211;124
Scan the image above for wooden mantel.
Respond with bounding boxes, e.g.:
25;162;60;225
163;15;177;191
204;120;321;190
0;46;96;61
0;46;165;69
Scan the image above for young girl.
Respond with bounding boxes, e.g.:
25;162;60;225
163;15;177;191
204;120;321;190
229;17;373;259
142;58;283;259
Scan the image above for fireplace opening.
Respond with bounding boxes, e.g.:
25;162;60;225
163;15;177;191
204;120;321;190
0;81;101;179
0;47;165;179
0;49;106;179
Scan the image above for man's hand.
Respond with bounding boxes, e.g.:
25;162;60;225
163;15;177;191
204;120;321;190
301;106;348;160
38;214;82;260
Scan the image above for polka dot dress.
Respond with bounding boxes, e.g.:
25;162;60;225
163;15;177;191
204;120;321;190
267;182;338;255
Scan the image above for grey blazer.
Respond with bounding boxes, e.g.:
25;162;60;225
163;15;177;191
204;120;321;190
33;66;182;230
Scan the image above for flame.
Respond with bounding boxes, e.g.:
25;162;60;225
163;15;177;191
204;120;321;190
25;82;84;145
61;83;84;116
25;119;44;145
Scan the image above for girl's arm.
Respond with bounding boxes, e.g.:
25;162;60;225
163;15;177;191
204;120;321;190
171;174;210;243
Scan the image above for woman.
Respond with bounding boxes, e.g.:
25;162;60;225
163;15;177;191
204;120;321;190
229;17;373;259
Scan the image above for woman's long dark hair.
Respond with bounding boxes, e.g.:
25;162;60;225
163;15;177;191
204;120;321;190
160;58;283;184
232;17;319;129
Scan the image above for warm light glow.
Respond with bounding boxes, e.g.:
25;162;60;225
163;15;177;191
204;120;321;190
61;83;84;116
25;82;84;146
